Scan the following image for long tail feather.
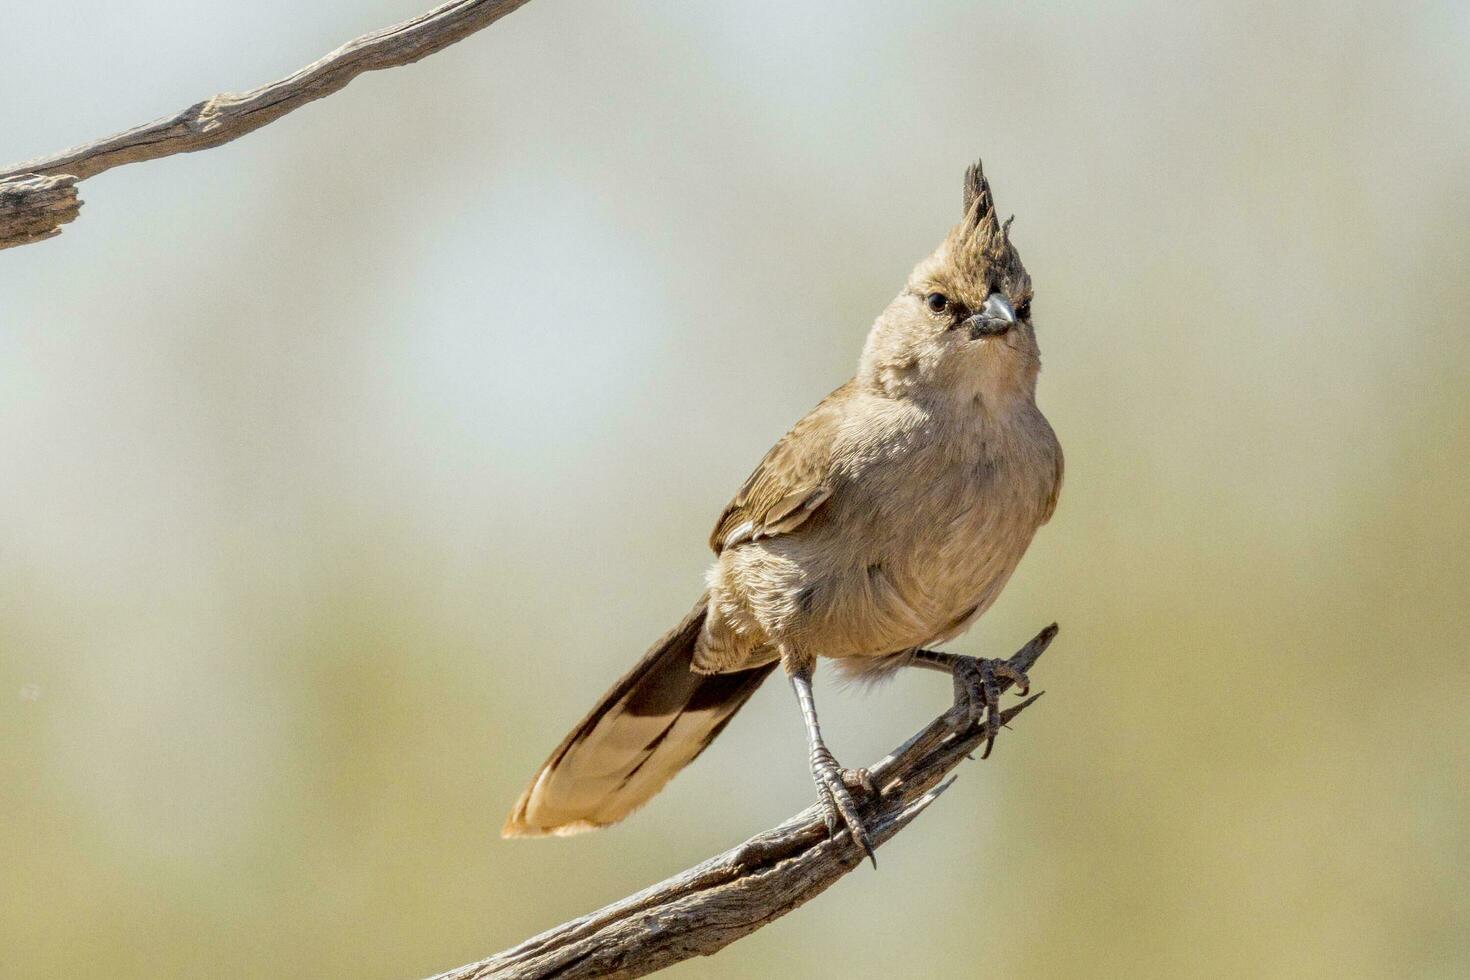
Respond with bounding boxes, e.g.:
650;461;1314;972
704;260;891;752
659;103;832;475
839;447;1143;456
502;595;774;838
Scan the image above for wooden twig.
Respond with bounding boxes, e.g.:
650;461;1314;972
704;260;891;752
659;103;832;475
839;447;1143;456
0;0;533;250
434;624;1059;980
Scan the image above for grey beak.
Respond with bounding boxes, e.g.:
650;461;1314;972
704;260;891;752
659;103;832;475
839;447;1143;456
965;293;1016;338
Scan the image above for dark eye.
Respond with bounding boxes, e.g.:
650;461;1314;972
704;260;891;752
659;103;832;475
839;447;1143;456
925;292;948;313
1016;300;1032;320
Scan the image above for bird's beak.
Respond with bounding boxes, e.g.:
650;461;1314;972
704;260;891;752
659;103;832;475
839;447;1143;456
964;294;1016;339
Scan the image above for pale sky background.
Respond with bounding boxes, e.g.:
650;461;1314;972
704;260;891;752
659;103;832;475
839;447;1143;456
3;1;1469;977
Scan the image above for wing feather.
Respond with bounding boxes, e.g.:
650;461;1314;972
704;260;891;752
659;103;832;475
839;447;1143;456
709;381;852;553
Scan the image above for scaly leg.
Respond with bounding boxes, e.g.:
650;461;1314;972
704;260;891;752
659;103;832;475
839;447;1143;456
788;663;877;866
910;649;1030;758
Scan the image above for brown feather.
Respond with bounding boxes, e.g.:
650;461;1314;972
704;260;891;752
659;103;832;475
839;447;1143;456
502;595;774;837
709;381;852;554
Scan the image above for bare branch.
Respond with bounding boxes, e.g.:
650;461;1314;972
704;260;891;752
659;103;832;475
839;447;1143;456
0;174;82;251
433;624;1059;980
0;0;533;249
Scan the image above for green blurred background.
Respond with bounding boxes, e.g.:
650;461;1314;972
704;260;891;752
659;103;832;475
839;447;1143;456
3;1;1468;976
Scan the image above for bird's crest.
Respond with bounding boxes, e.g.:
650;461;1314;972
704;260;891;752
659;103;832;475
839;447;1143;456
940;159;1027;293
954;159;1015;266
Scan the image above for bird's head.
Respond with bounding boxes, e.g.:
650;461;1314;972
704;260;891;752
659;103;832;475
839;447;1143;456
860;160;1040;406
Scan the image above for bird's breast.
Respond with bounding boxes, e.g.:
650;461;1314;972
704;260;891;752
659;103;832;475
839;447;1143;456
855;410;1059;647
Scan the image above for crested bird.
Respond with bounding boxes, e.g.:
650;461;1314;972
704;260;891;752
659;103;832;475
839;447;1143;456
503;161;1063;859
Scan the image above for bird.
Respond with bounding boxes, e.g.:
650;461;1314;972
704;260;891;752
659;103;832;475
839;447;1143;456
502;160;1063;860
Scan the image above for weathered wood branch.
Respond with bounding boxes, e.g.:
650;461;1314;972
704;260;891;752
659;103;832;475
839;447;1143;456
433;624;1058;980
0;0;533;250
0;174;82;250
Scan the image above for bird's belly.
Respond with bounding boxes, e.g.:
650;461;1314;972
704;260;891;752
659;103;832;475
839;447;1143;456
878;515;1034;650
757;496;1038;660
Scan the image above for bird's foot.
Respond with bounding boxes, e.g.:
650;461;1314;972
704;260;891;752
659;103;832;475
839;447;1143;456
810;744;878;866
950;656;1030;758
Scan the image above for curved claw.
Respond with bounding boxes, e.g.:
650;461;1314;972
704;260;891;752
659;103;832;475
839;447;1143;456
980;724;998;760
811;750;877;868
991;660;1031;696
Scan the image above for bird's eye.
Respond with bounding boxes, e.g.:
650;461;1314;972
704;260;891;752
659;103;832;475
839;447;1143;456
1016;300;1032;320
925;293;948;313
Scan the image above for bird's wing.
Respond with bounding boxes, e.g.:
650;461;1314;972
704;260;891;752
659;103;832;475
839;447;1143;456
709;381;853;554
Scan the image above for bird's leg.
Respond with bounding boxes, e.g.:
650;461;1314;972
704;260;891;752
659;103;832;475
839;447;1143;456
909;649;1030;758
788;662;877;866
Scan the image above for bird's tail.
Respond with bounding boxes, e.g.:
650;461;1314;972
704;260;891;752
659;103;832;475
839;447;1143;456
502;595;775;838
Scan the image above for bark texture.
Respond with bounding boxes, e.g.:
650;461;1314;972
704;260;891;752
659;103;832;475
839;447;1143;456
0;174;82;251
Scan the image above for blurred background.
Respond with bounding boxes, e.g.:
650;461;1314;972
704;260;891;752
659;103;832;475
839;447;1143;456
3;1;1468;976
